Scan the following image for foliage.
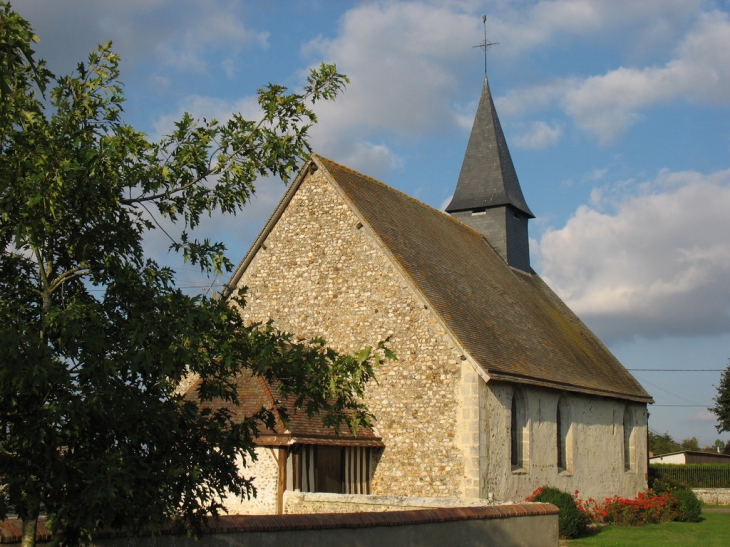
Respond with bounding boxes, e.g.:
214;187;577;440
672;489;702;522
600;491;678;526
527;486;588;539
712;439;725;453
650;464;730;489
709;358;730;433
681;437;700;451
649;431;681;455
568;487;704;530
568;485;703;529
725;439;730;455
0;4;391;547
649;471;689;495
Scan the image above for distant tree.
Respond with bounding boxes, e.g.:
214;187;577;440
725;440;730;455
713;439;725;453
648;431;681;455
0;4;392;547
681;437;700;451
710;359;730;433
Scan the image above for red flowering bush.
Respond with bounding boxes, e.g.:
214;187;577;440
529;488;682;532
579;490;678;526
574;492;606;523
601;490;678;525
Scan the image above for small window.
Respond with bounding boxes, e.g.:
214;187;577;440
557;396;573;473
293;445;372;494
510;388;529;470
623;407;635;472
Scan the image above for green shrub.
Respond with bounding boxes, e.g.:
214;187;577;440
649;470;688;493
650;463;730;488
529;486;587;538
673;489;702;522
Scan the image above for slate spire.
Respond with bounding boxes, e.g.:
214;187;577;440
446;77;534;272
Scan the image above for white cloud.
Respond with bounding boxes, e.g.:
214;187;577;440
154;6;268;73
304;2;479;142
682;410;717;424
333;142;403;182
537;168;730;342
499;10;730;143
490;0;701;57
495;79;575;118
440;194;454;212
514;121;562;149
11;0;266;76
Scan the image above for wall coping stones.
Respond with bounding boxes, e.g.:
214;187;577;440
0;504;558;543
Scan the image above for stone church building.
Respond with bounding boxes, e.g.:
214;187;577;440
215;77;653;514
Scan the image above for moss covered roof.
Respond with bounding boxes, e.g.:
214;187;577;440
316;155;651;403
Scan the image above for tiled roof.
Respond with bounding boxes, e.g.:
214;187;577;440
446;77;534;217
186;372;383;446
316;155;652;403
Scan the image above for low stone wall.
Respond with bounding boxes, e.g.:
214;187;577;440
1;504;559;547
693;488;730;506
283;491;502;513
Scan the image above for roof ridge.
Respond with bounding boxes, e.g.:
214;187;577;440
314;154;502;245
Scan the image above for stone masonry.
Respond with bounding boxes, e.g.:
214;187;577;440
234;169;476;498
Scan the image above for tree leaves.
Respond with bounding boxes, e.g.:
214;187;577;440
710;359;730;434
0;4;386;546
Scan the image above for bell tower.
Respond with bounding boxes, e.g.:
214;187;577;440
446;75;534;273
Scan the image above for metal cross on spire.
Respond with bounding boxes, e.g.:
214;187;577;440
473;15;498;76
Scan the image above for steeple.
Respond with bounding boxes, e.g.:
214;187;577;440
446;77;534;272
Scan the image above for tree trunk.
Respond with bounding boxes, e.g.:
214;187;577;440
21;502;39;547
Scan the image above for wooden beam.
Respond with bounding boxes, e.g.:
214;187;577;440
277;447;288;515
292;447;301;491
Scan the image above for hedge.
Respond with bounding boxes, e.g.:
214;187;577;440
650;464;730;488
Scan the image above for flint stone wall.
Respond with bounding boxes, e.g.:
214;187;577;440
231;168;648;506
221;448;279;515
282;491;501;514
693;488;730;506
234;170;472;498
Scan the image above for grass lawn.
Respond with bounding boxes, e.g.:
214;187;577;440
567;512;729;547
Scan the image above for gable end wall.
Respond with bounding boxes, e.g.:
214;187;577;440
234;170;474;498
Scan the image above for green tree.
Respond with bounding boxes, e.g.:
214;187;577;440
680;437;700;451
648;431;681;455
710;359;730;434
0;4;389;546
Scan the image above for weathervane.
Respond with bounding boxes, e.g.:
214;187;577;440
473;15;498;76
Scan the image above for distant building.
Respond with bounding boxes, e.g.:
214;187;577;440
212;77;653;514
651;451;730;465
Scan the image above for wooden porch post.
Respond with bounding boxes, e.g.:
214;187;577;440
277;447;288;515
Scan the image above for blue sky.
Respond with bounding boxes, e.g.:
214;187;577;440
12;0;730;448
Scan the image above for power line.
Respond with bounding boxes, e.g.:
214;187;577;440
633;375;701;406
628;368;724;372
652;405;709;407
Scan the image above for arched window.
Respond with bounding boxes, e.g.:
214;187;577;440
557;396;572;473
510;388;528;470
623;406;635;472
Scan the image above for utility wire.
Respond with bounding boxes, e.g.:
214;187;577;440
628;368;724;372
652;405;707;408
